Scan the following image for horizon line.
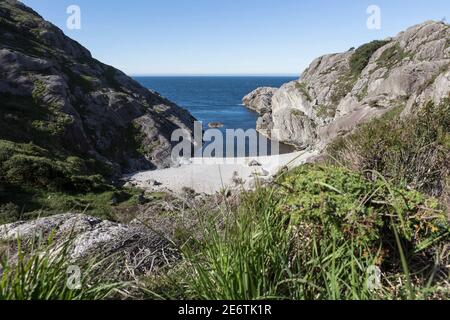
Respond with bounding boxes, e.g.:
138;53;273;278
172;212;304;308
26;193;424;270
129;73;300;77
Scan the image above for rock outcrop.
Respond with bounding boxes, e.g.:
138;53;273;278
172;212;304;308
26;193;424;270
243;21;450;150
0;0;195;174
0;213;177;275
243;87;277;114
243;87;278;137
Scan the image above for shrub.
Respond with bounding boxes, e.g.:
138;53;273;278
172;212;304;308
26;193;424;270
327;40;390;110
0;203;20;224
326;98;450;199
0;140;108;193
2;154;67;189
32;79;46;104
147;165;449;300
60;63;95;93
316;104;336;119
377;43;410;69
277;165;448;249
349;40;390;76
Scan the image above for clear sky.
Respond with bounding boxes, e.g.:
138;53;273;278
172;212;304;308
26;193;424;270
21;0;450;76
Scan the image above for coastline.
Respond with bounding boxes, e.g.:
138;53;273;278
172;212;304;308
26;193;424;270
125;150;318;195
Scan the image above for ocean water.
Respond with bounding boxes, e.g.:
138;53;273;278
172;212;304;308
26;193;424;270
134;76;298;156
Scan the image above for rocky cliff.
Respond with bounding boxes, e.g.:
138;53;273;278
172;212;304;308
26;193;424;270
0;0;195;180
243;21;450;150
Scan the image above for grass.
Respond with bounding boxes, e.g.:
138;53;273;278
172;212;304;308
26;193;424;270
144;165;449;300
329;73;356;107
60;63;96;93
316;104;336;119
377;43;411;69
295;82;313;102
326;98;450;199
1;164;448;300
291;109;304;117
0;184;146;224
0;238;126;300
1;2;448;299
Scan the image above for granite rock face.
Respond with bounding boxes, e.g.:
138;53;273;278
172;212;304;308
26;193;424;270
0;213;177;275
243;87;277;114
0;0;196;174
243;21;450;150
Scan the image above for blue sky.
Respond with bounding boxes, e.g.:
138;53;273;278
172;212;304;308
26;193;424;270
22;0;449;76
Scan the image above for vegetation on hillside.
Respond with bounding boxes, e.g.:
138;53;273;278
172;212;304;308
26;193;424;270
0;138;146;224
144;165;449;300
329;40;391;113
295;82;313;102
326;98;450;202
0;238;126;300
349;40;390;76
2;98;449;300
0;3;448;299
142;97;450;300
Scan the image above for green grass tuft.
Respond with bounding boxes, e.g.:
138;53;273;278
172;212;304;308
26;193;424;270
0;238;126;300
295;82;313;102
145;165;449;300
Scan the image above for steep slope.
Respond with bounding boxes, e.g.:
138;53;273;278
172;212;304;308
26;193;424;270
0;0;195;187
243;21;450;150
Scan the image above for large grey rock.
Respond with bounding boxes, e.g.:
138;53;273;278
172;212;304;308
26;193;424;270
0;0;196;173
243;87;278;114
0;213;176;275
244;21;450;151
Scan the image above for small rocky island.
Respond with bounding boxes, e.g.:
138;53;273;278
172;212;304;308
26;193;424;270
208;121;224;128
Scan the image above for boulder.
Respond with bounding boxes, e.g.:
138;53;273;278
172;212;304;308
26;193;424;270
0;213;177;275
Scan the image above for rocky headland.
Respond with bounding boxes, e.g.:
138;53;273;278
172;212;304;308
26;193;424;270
243;21;450;151
0;0;196;178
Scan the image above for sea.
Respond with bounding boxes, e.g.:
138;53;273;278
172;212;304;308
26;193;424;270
134;76;298;156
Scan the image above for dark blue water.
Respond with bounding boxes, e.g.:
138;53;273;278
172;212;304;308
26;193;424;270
134;76;297;156
134;76;296;131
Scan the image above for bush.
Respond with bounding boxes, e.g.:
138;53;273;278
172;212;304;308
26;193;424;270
147;165;449;300
0;140;108;193
0;203;20;224
278;165;447;247
326;98;450;199
3;154;66;189
349;40;390;76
